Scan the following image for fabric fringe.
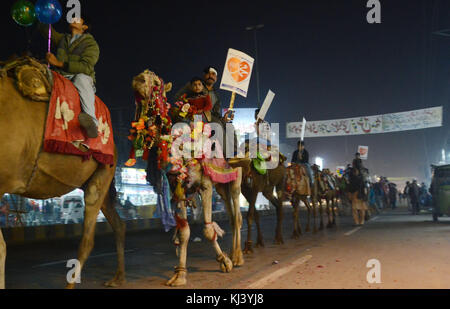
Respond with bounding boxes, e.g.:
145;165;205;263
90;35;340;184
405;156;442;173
44;140;114;165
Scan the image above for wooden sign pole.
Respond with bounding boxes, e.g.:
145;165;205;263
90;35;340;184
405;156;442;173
229;91;236;110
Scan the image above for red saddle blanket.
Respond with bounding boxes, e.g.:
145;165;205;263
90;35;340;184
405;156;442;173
43;72;115;165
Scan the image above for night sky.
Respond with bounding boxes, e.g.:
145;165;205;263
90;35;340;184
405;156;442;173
2;0;449;184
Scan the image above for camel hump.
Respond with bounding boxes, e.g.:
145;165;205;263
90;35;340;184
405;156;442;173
1;56;53;102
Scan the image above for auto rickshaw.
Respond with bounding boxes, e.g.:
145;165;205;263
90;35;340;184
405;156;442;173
431;164;450;222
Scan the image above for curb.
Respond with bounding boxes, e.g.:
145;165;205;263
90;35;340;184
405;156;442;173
3;208;277;246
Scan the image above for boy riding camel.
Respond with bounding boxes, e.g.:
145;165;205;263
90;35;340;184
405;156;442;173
39;16;100;138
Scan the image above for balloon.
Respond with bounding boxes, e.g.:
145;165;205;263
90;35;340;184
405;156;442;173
11;0;37;27
35;0;63;25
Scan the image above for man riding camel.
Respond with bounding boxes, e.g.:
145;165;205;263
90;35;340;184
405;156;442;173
174;66;236;157
292;141;313;183
39;16;100;138
174;66;233;124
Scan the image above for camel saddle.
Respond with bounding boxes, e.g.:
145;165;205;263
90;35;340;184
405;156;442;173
0;56;53;102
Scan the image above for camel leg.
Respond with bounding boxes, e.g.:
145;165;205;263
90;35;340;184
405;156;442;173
166;202;189;287
310;197;318;233
264;190;283;245
291;196;301;239
202;178;233;273
332;196;338;225
216;177;244;266
302;196;311;232
242;190;256;254
229;169;244;266
253;203;264;248
326;197;333;228
66;165;114;289
0;227;5;289
317;198;324;230
101;192;127;287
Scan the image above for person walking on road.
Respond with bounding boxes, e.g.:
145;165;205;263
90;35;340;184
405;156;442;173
409;180;420;215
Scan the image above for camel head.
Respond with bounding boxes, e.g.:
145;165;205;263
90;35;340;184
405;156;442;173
132;69;172;102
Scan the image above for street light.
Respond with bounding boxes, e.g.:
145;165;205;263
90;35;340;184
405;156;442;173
245;24;264;106
315;157;324;171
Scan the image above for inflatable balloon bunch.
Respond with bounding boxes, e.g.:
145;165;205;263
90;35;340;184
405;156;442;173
11;0;63;55
11;0;37;27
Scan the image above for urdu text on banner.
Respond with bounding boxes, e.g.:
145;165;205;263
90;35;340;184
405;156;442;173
286;106;443;138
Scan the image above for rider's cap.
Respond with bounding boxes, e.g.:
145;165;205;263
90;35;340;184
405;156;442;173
203;66;218;75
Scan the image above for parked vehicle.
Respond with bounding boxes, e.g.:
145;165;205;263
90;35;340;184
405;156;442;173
431;164;450;222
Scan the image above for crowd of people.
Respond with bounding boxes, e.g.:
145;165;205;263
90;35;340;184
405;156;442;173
366;178;432;214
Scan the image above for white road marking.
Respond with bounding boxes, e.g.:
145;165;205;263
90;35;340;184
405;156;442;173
344;227;362;236
371;216;379;221
32;249;136;268
246;255;312;289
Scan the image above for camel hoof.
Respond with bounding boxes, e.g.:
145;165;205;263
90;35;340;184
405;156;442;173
231;250;245;267
274;238;284;245
243;248;253;255
255;239;265;248
166;270;187;287
65;283;76;289
291;232;300;239
305;227;311;233
104;275;126;288
218;254;233;273
244;242;253;255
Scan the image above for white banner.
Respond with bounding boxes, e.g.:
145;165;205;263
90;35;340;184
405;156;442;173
382;106;443;133
286;106;442;138
220;48;254;98
257;90;275;121
358;146;369;160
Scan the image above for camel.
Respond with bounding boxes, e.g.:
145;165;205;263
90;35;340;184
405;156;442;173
346;168;369;226
310;164;328;230
0;57;126;289
131;70;245;287
284;163;315;238
320;169;338;228
240;158;286;254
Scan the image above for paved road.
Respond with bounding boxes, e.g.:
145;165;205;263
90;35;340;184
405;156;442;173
4;203;449;289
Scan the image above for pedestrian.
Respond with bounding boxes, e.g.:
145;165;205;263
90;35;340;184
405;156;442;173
373;181;384;210
388;183;398;210
409;180;420;215
404;182;411;210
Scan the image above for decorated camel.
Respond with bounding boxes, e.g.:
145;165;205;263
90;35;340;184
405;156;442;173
240;154;287;253
285;163;315;237
130;70;246;287
0;57;126;289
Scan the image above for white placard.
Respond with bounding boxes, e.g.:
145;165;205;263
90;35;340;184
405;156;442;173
257;90;275;121
358;146;369;160
219;48;254;98
300;118;307;141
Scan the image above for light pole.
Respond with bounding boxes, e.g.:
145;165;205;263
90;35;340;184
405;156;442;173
246;24;264;106
433;27;450;165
